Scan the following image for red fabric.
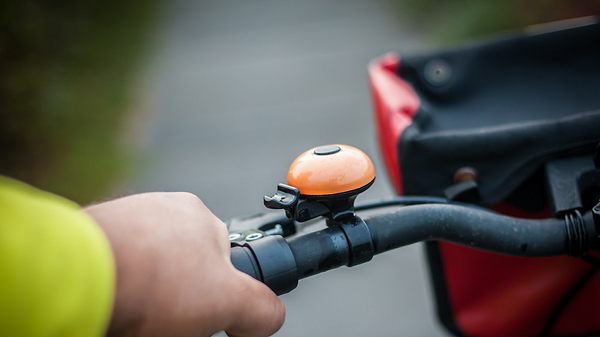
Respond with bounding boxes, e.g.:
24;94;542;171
368;54;419;194
552;267;600;336
369;54;600;337
438;244;597;337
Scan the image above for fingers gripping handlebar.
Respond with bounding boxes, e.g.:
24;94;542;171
231;204;599;295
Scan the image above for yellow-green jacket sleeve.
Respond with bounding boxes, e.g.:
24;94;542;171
0;176;115;337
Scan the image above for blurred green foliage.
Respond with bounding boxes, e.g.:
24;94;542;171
0;0;158;203
391;0;600;43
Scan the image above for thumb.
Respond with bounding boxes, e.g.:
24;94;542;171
225;272;285;337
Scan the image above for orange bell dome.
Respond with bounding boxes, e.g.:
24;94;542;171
287;144;376;196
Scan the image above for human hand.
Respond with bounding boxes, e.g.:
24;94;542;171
85;192;285;337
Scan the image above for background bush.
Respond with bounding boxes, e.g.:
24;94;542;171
0;0;158;203
391;0;600;43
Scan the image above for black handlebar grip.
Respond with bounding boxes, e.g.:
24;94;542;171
230;235;299;295
231;246;262;281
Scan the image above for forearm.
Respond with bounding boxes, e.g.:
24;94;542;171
0;176;115;337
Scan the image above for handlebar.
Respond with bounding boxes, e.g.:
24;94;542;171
231;204;598;295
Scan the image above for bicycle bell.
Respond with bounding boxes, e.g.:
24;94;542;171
264;144;375;224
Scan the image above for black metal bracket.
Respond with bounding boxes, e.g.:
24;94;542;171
444;180;480;203
263;183;300;217
593;200;600;239
545;156;600;216
263;181;374;225
262;183;331;222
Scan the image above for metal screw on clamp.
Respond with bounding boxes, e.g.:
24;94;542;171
245;232;264;241
228;232;242;241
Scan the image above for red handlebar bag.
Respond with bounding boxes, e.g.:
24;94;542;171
369;21;600;337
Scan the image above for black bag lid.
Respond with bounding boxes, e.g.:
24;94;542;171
397;21;600;205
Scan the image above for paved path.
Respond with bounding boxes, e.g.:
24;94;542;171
131;0;447;336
